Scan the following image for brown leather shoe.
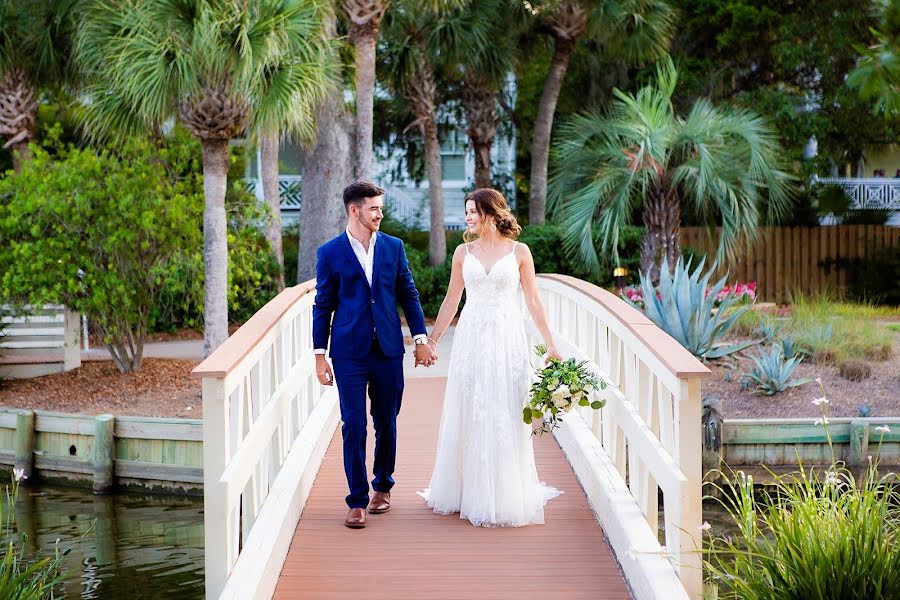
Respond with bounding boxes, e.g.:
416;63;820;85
345;508;366;529
368;491;391;514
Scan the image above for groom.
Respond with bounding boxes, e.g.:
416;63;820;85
313;181;436;529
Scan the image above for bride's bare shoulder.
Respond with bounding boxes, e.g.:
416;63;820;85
452;243;471;260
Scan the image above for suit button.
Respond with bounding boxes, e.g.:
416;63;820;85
371;298;375;304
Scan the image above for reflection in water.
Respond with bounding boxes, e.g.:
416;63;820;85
9;484;203;599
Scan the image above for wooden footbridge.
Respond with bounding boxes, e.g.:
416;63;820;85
193;275;711;600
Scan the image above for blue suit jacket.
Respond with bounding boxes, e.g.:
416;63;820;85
312;232;427;359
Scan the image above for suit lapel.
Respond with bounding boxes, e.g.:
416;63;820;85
372;233;384;289
340;233;368;282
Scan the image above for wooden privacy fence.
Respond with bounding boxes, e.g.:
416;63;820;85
680;226;900;303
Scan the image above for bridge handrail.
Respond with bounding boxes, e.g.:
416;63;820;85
193;280;340;600
534;275;710;600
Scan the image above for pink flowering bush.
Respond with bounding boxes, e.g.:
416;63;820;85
713;282;757;306
620;281;757;309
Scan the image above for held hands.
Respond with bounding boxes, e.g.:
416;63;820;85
414;340;438;367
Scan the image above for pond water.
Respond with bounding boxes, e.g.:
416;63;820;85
9;483;203;599
5;483;738;599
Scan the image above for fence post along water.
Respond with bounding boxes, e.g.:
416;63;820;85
528;275;711;600
192;280;340;600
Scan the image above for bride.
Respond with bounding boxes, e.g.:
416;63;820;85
418;188;563;527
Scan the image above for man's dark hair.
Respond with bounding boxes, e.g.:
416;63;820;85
343;181;385;212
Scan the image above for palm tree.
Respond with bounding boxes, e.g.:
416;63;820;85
527;0;676;224
0;0;79;172
260;129;285;289
76;0;336;356
298;12;353;284
343;0;388;180
848;0;899;116
548;57;793;281
453;0;521;189
342;0;468;182
380;4;477;265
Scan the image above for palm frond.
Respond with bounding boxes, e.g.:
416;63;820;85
75;0;338;145
591;0;677;66
549;56;793;275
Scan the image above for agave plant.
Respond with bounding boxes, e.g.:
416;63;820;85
799;322;834;352
743;345;814;396
754;319;783;343
639;257;759;360
780;336;806;360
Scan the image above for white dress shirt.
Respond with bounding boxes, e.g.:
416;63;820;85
314;229;425;354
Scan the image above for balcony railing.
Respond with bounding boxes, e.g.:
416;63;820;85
812;176;900;211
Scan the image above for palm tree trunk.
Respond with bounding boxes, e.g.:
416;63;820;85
406;64;445;265
528;37;575;224
298;90;353;283
640;182;681;282
473;142;492;189
201;139;230;356
352;29;377;180
260;129;285;289
462;75;498;190
0;68;38;174
421;116;446;265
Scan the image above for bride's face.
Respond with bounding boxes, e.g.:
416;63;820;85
465;200;485;234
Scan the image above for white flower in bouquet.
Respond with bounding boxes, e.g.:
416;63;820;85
551;383;570;400
525;345;609;435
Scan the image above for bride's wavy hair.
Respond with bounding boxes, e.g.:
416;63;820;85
462;188;521;244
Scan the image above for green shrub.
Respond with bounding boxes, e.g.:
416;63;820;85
405;245;454;318
283;233;299;288
149;185;282;331
0;131;203;372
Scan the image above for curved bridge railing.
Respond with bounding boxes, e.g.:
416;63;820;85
197;274;710;600
529;275;710;600
193;280;339;600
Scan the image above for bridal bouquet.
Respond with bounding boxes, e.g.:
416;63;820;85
523;344;607;435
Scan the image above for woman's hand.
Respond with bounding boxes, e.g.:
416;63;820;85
545;345;563;363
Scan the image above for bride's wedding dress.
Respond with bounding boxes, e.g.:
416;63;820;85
418;242;561;527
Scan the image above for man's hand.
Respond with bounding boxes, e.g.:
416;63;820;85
316;355;334;386
414;343;437;367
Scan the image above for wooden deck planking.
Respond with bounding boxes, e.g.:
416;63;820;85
274;377;632;600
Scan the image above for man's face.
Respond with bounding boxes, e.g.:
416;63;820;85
353;195;384;233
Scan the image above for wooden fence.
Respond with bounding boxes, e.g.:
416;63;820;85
680;225;900;303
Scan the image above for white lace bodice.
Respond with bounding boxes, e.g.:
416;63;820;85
460;243;521;313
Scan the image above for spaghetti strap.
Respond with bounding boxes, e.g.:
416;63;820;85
464;242;471;255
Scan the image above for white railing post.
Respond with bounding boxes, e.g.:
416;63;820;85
675;378;703;599
202;376;230;599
